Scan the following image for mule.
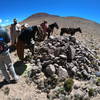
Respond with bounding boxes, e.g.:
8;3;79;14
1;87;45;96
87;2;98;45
47;22;59;38
35;22;59;41
60;27;82;36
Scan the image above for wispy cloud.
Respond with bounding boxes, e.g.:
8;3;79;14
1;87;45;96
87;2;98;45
0;19;11;26
5;19;10;22
0;19;2;23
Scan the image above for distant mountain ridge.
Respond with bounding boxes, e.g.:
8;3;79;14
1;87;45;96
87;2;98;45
20;12;100;36
22;12;99;24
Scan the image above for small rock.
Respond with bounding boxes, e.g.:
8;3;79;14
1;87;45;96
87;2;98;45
95;72;100;77
59;54;67;59
45;64;56;76
67;45;76;62
58;66;68;80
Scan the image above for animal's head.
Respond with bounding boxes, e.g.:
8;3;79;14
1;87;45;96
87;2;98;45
54;22;59;29
78;27;82;33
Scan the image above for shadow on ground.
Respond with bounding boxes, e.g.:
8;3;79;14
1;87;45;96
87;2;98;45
9;45;16;53
14;61;27;76
0;61;27;88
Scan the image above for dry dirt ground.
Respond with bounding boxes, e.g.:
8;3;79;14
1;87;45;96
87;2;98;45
0;51;47;100
0;32;100;100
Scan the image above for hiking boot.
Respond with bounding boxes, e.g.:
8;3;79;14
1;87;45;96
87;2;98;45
13;75;19;82
2;79;10;84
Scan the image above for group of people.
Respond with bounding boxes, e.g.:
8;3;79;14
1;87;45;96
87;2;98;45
0;19;49;84
10;19;48;46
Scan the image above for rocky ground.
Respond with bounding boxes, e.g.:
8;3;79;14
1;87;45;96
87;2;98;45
0;32;100;100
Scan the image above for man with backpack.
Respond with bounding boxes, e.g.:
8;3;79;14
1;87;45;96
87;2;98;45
0;26;19;83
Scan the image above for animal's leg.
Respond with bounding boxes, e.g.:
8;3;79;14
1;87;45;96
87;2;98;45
60;31;63;36
48;32;50;38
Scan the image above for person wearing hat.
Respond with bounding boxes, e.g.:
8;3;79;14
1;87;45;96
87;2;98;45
0;26;19;84
10;19;21;46
40;20;48;34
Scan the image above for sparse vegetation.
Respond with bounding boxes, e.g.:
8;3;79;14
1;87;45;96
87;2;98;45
88;88;95;97
64;78;74;92
3;87;10;95
96;78;100;86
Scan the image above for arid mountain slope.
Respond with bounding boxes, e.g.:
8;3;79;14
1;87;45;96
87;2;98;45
20;13;100;37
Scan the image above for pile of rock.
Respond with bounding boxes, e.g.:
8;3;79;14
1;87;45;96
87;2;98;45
31;35;100;80
26;35;100;100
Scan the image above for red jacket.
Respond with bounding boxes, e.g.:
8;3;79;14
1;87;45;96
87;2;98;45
40;23;48;32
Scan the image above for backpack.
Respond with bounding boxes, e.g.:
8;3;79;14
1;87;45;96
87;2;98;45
0;41;8;54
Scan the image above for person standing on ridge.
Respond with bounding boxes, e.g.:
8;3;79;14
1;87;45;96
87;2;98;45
10;19;21;46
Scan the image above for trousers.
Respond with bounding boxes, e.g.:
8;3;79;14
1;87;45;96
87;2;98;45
0;50;18;82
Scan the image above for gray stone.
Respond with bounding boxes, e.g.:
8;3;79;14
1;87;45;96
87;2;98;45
82;70;90;79
45;64;56;76
49;54;55;59
0;70;2;75
37;59;42;70
42;60;53;67
95;72;100;77
83;94;90;100
67;45;76;62
74;83;80;89
74;90;84;100
48;43;52;47
49;35;55;40
69;36;76;43
71;66;77;73
59;54;67;60
58;66;68;80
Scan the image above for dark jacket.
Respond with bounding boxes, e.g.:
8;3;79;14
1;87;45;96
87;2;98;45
18;27;36;45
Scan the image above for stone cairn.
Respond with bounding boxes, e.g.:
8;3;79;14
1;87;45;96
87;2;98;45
26;35;100;100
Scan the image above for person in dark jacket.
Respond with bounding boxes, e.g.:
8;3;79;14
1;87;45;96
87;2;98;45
0;26;19;83
16;26;38;60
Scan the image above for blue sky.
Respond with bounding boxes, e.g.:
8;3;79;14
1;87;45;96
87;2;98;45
0;0;99;26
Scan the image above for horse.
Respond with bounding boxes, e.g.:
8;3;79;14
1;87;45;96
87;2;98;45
60;27;82;36
47;22;59;38
35;22;59;41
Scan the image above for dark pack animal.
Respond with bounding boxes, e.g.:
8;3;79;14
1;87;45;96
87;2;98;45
35;22;59;41
47;22;59;38
60;27;82;36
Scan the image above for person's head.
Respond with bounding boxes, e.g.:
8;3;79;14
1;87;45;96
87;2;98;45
43;20;48;24
13;18;17;24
